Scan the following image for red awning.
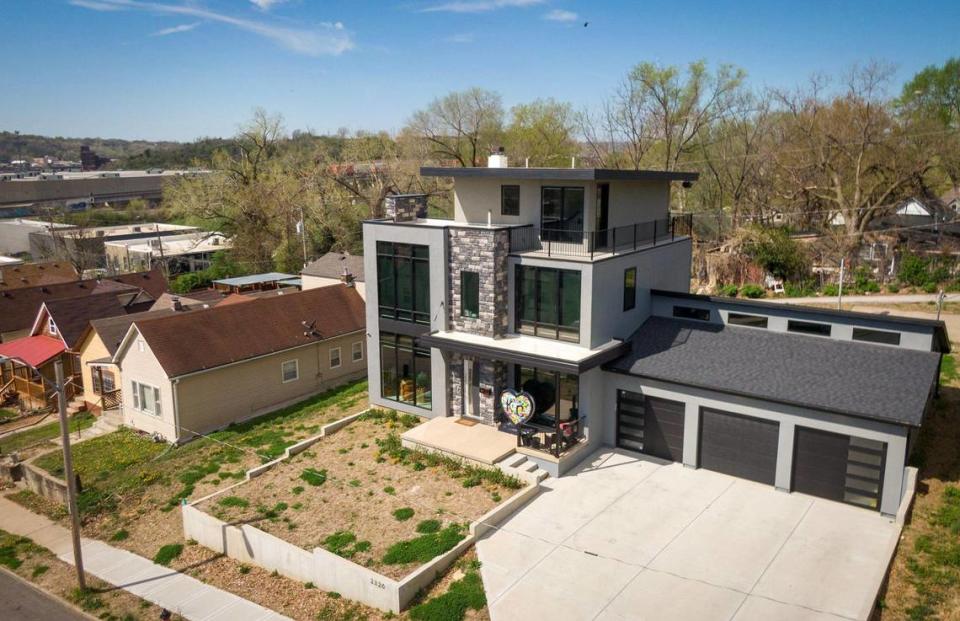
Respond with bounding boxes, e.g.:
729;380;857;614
0;335;66;368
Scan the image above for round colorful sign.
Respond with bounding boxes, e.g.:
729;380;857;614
500;389;535;425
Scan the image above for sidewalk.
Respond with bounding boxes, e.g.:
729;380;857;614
0;496;290;621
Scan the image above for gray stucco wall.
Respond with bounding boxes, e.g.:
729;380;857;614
601;373;910;516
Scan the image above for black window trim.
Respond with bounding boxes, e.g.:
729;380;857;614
540;185;585;242
787;319;832;337
623;267;637;312
672;305;711;322
379;331;432;410
501;184;520;216
461;270;480;319
851;327;902;346
727;312;769;329
515;264;581;343
376;241;430;325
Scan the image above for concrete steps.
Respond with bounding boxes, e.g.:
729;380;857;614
495;453;550;484
91;409;123;434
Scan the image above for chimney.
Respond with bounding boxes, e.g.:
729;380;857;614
340;262;355;287
172;296;183;311
488;146;508;168
384;194;427;222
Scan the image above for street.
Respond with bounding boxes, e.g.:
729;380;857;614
0;570;87;621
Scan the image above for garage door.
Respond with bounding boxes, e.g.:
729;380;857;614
793;427;885;510
616;391;685;461
699;408;779;485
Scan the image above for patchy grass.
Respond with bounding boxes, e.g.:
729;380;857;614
383;524;467;565
941;354;958;385
153;543;184;566
393;507;415;522
416;520;441;534
218;496;250;508
109;529;129;542
300;468;328;486
0;411;94;455
0;408;18;423
322;531;371;560
409;564;485;621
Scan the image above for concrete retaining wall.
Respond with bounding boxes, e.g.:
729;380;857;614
21;462;68;505
183;411;542;613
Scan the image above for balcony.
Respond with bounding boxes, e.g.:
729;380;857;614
508;213;693;260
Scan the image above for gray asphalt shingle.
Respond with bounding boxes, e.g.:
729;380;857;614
606;316;940;426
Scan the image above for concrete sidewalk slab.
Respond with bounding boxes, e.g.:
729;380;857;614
595;569;746;621
733;596;848;621
475;528;554;602
0;496;290;621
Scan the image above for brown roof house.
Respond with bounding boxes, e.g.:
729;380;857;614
112;284;366;442
302;252;365;299
0;261;77;292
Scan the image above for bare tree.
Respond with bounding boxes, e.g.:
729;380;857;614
406;88;504;167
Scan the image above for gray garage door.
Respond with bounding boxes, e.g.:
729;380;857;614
699;408;779;485
793;427;886;510
616;391;685;461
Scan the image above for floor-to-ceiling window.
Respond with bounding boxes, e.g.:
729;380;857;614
541;186;585;242
377;242;430;324
380;332;432;409
516;265;581;342
514;366;579;425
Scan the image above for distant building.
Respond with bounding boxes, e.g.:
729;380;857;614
80;146;110;171
211;272;300;294
26;221;200;268
104;232;230;275
301;252;365;299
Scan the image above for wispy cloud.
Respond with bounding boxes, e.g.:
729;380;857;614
68;0;352;56
249;0;287;11
421;0;544;14
544;8;578;22
152;21;200;36
443;32;475;43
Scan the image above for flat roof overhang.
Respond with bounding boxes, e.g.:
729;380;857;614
417;331;630;374
420;167;699;183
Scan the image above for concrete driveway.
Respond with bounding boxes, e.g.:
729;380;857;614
477;450;901;621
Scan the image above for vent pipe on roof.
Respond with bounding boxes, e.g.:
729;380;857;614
488;147;508;168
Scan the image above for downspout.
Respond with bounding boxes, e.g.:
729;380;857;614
171;377;182;444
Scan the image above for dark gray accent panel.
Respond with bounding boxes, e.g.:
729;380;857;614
699;408;779;485
617;391;685;461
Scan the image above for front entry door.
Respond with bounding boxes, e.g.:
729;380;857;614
463;358;480;419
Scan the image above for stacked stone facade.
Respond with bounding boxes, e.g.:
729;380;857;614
446;227;510;338
384;194;427;222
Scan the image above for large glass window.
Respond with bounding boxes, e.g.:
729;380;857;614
501;185;520;216
514;366;578;425
377;242;430;324
461;271;479;318
380;332;432;409
516;265;581;342
623;268;636;311
541;187;584;242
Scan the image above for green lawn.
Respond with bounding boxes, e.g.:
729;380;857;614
32;379;368;520
0;412;95;455
0;408;18;423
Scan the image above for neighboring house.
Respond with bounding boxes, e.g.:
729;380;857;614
363;153;947;517
0;261;77;291
28;222;199;268
302;252;365;299
76;308;189;413
113;285;365;442
0;288;158;409
211;272;300;294
104;231;230;275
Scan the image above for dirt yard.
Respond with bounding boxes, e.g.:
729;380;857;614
196;411;522;580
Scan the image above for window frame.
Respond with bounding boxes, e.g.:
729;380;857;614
501;185;520;216
851;327;901;346
672;305;711;321
329;347;342;369
131;380;140;410
281;359;300;383
787;319;832;337
727;312;769;329
461;270;480;319
376;242;430;325
352;341;364;362
623;267;637;312
515;264;581;342
379;332;432;410
540;186;585;242
47;317;58;336
131;380;161;416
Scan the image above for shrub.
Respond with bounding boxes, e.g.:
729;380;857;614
741;225;810;280
300;468;327;486
110;529;129;542
898;252;932;287
383;486;396;495
741;284;765;299
886;283;900;293
409;570;486;621
393;507;415;521
383;524;466;565
784;281;814;298
923;282;939;294
717;283;738;297
153;543;184;566
416;519;441;534
822;283;840;296
218;496;249;508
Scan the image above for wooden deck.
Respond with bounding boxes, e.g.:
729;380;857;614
401;416;517;465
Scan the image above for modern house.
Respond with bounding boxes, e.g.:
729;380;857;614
112;285;365;442
302;252;365;299
362;154;947;517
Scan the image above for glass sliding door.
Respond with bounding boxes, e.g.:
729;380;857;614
541;187;584;243
515;265;581;342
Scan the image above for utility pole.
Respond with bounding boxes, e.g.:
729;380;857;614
837;257;845;311
54;360;85;591
299;206;308;269
937;289;947;321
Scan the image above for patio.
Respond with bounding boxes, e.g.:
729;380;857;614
401;415;517;465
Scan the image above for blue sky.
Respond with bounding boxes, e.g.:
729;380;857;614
2;0;959;141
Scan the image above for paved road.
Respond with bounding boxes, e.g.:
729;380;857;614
0;570;87;621
766;293;960;305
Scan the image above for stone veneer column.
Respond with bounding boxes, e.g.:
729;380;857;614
446;228;510;337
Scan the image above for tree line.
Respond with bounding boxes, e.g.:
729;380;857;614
159;57;960;278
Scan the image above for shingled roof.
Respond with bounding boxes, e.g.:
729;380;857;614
127;285;365;378
42;292;134;349
302;252;365;282
0;261;77;291
87;308;184;356
110;267;169;299
0;278;137;337
606;316;941;427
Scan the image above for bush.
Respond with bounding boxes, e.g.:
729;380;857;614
153;543;183;566
898;252;932;287
300;468;327;486
822;283;839;296
784;281;815;298
416;520;441;534
741;284;765;299
741;226;810;280
218;496;249;508
886;283;900;293
393;507;415;521
109;529;129;542
382;524;466;565
923;282;939;294
717;283;738;297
